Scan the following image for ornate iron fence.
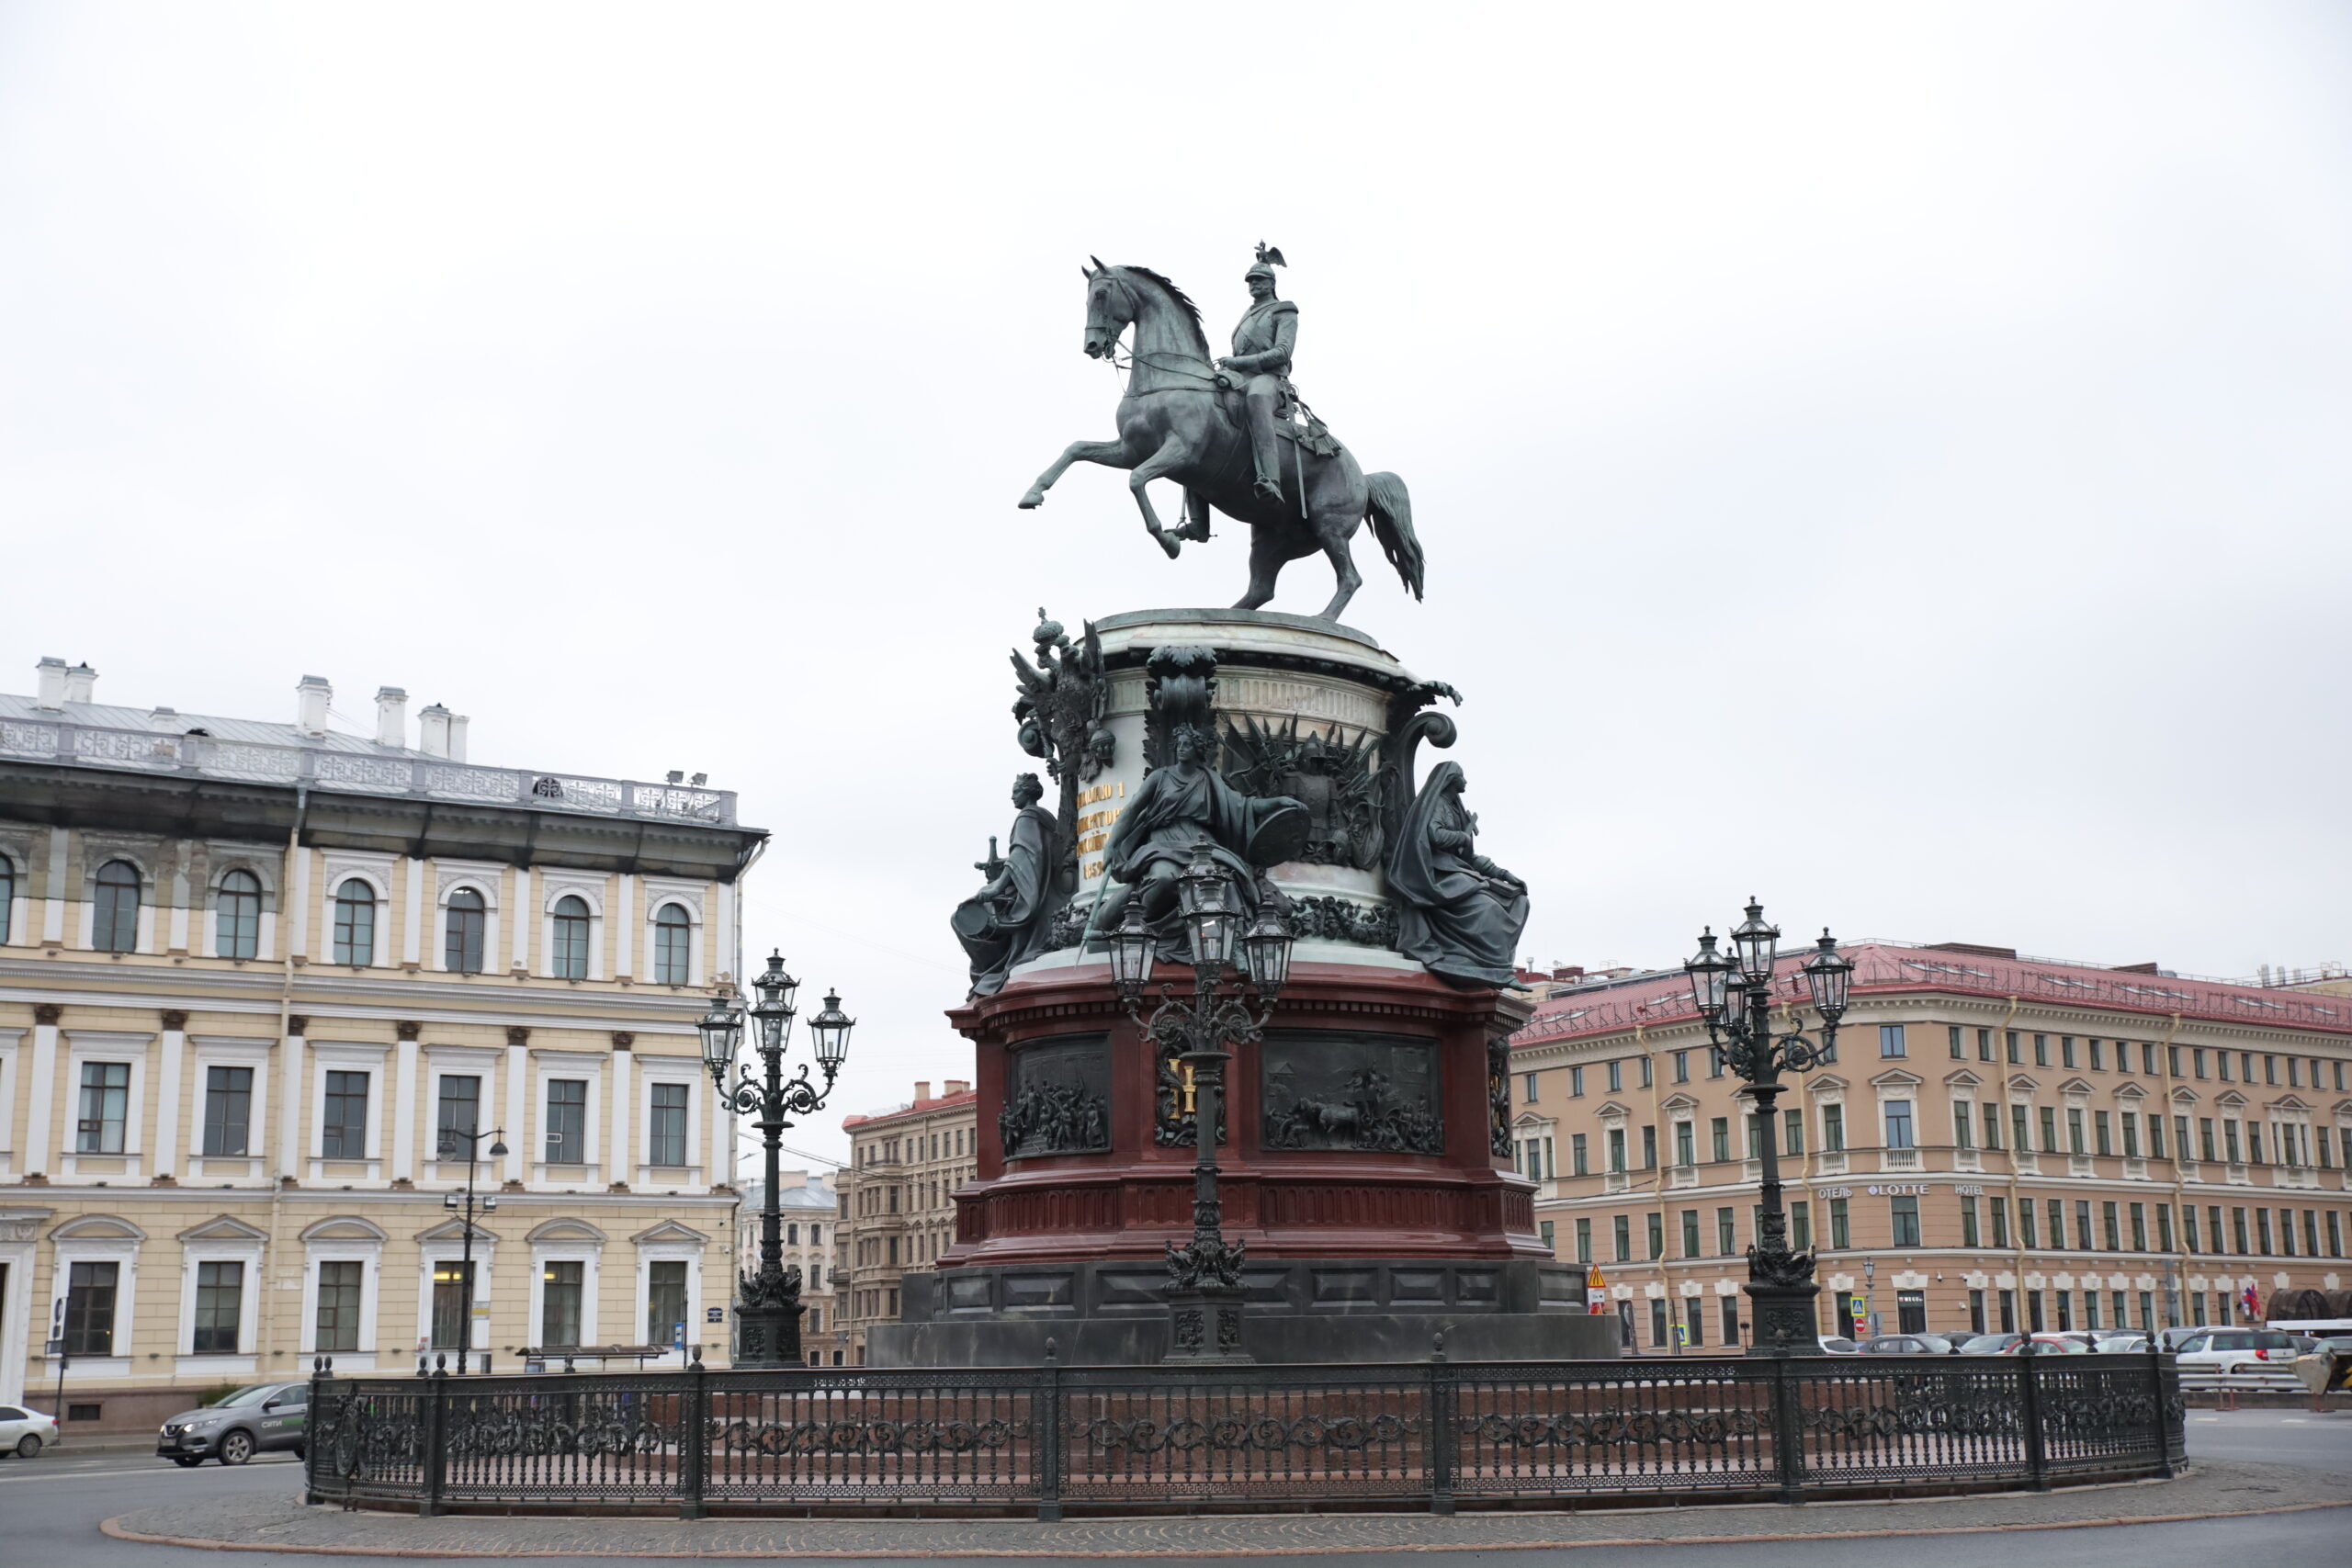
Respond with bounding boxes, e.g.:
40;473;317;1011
304;1348;2183;1518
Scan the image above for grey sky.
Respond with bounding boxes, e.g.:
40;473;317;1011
5;4;2348;1161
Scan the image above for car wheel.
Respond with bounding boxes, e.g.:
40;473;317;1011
292;1444;306;1462
172;1456;204;1468
218;1430;254;1466
15;1435;41;1460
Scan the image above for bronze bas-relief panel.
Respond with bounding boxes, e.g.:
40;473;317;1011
1259;1029;1442;1155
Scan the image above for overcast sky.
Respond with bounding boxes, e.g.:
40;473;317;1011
5;4;2348;1164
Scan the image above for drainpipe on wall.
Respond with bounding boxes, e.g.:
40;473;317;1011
265;785;309;1378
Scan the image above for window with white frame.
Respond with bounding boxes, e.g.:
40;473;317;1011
202;1066;254;1156
649;1082;689;1168
314;1260;364;1351
93;859;141;952
653;904;693;985
332;878;378;965
193;1261;244;1352
216;869;262;959
322;1071;370;1158
551;896;592;979
545;1078;588;1163
446;887;487;973
78;1061;130;1152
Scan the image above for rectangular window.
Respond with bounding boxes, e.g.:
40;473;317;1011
2006;1031;2020;1065
2193;1047;2208;1079
2094;1111;2111;1156
1674;1122;1694;1167
2307;1210;2323;1256
2151;1114;2167;1159
2075;1200;2093;1250
1683;1296;1705;1348
1783;1109;1804;1156
545;1078;587;1164
2083;1292;2099;1330
649;1082;689;1168
1828;1197;1850;1249
431;1261;472;1349
2034;1033;2049;1066
1647;1213;1664;1260
201;1065;253;1156
435;1075;481;1158
1612;1215;1631;1263
2218;1053;2233;1082
647;1259;688;1347
1722;1295;1740;1348
1709;1046;1726;1078
1978;1028;1995;1063
1716;1207;1736;1256
1522;1072;1537;1102
1998;1290;2016;1332
1639;1055;1653;1089
1673;1050;1689;1083
1650;1298;1668;1348
2025;1196;2042;1247
1575;1217;1591;1262
1889;1194;1920;1246
1960;1195;1980;1247
1883;1100;1915;1150
2182;1204;2199;1254
1823;1105;1845;1153
2120;1112;2140;1157
76;1061;130;1154
1969;1289;1986;1334
1606;1060;1622;1092
63;1260;119;1356
1607;1127;1626;1172
1689;1209;1709;1258
193;1260;243;1354
2328;1212;2342;1258
1990;1195;2009;1247
314;1260;363;1352
1539;1220;1555;1251
1954;1104;1973;1149
2102;1201;2120;1250
2040;1106;2058;1152
2130;1202;2147;1250
322;1070;369;1159
1642;1124;1657;1169
2256;1208;2274;1255
2013;1104;2031;1153
1571;1133;1588;1176
2199;1118;2217;1162
2066;1107;2086;1154
2278;1207;2296;1257
1791;1201;1811;1251
540;1260;583;1346
1711;1117;1730;1162
2092;1039;2108;1071
2029;1291;2046;1332
1983;1103;2002;1149
2222;1121;2241;1164
2264;1055;2277;1086
1570;1066;1584;1097
1949;1025;1963;1060
1880;1024;1906;1058
2232;1207;2249;1254
2061;1036;2077;1068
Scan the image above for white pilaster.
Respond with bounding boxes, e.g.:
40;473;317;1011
613;874;635;981
391;1035;419;1182
155;1017;186;1174
41;828;66;943
288;844;312;958
24;1017;57;1173
609;1044;632;1184
504;1040;528;1183
717;880;737;985
277;1023;307;1179
402;856;424;967
512;866;532;971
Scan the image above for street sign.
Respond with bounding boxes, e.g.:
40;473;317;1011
706;1306;724;1323
1586;1262;1607;1314
43;1338;62;1357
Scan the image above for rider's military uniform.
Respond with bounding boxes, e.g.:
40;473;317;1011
1227;264;1299;502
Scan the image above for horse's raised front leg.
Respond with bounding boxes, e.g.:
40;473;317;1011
1019;439;1131;509
1127;434;1193;560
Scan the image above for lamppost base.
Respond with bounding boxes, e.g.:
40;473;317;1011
1163;1286;1252;1365
1742;1279;1826;1356
732;1302;807;1370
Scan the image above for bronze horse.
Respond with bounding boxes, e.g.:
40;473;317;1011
1017;262;1424;623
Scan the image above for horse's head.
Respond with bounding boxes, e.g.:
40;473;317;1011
1082;258;1134;360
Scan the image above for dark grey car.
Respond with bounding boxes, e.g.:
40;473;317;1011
155;1380;309;1466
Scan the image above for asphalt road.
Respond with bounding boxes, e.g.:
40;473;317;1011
2;1412;2346;1567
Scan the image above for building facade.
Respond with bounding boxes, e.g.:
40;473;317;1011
734;1172;846;1365
0;662;762;1430
1510;941;2352;1352
835;1080;974;1362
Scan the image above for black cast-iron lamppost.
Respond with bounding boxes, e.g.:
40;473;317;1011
1683;900;1853;1356
699;953;854;1369
437;1123;507;1374
1108;844;1295;1363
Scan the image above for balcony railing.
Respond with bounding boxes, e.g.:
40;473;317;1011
0;716;736;825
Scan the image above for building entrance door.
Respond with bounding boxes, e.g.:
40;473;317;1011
431;1261;473;1351
1896;1290;1926;1333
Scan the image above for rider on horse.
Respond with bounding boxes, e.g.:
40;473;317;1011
1216;243;1298;505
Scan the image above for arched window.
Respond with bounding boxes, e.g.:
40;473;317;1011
551;895;591;979
0;855;14;945
446;887;486;974
333;879;377;966
94;860;141;953
217;869;262;959
652;903;692;985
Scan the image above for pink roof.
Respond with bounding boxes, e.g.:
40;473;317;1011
1512;942;2352;1048
841;1088;978;1131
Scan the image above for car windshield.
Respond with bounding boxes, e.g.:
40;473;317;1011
212;1384;280;1407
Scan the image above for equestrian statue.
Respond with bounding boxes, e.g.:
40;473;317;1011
1017;244;1427;623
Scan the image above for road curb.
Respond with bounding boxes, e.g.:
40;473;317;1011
97;1494;2352;1559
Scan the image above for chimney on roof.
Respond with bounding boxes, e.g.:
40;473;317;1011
147;706;178;732
62;662;97;705
374;687;408;749
417;704;451;758
446;712;469;762
34;657;67;710
913;1081;931;1102
296;675;332;738
945;1078;969;1096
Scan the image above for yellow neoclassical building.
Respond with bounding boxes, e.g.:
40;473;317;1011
0;660;764;1434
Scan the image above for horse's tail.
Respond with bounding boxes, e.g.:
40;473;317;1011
1365;471;1425;601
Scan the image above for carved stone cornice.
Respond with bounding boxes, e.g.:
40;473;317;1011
33;1004;62;1025
506;1026;530;1045
161;1010;188;1031
395;1021;422;1041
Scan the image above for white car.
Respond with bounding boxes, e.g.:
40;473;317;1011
1816;1336;1860;1356
0;1404;59;1459
2172;1327;2298;1375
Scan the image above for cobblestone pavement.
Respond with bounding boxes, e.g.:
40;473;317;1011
102;1460;2351;1558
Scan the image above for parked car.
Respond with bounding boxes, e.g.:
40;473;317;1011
1957;1333;2027;1355
2171;1328;2300;1377
2157;1325;2211;1353
0;1404;60;1459
1860;1333;1962;1355
2024;1334;2093;1354
2093;1334;2151;1354
155;1381;310;1466
1816;1336;1861;1355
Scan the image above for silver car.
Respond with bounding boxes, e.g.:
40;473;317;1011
155;1380;309;1466
0;1404;60;1459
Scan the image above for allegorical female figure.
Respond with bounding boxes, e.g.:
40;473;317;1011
1387;761;1529;988
953;773;1062;997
